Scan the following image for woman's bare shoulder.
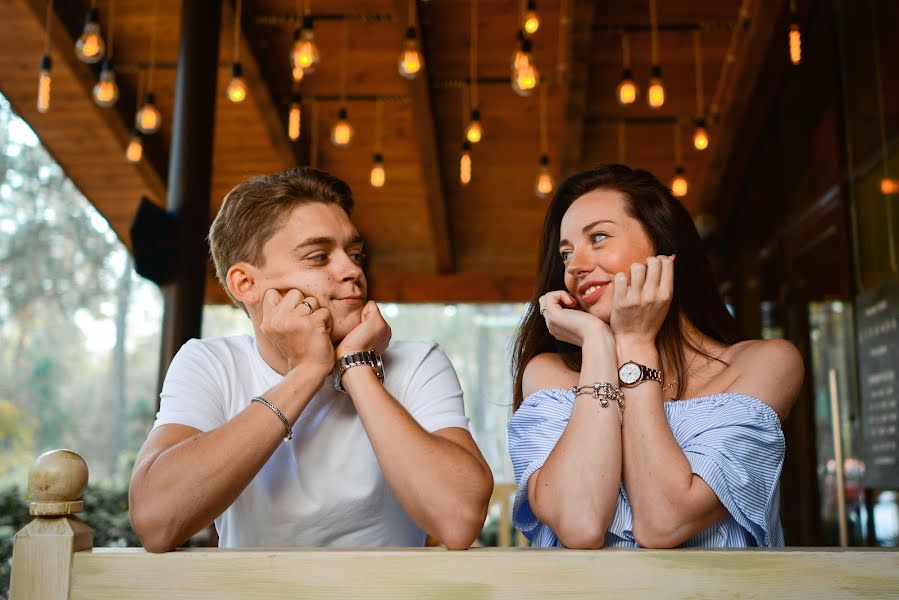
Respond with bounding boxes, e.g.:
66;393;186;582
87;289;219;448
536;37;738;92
522;353;580;399
723;338;804;419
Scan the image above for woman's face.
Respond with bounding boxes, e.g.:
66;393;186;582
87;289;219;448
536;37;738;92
558;188;656;322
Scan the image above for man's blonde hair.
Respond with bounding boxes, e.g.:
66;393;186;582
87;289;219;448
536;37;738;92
208;167;355;307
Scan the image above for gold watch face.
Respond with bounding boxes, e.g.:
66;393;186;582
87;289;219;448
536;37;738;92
619;362;641;385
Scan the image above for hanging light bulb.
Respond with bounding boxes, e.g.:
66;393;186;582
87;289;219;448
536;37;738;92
460;141;472;186
92;60;119;107
291;16;320;73
648;65;665;108
288;100;301;141
671;166;688;197
292;63;305;83
466;109;483;144
511;38;539;97
693;118;709;151
789;11;801;65
37;55;52;114
125;128;143;163
75;8;106;64
135;92;161;134
523;0;540;35
511;30;528;71
331;107;353;147
370;153;386;188
616;68;638;106
398;26;423;80
882;177;899;195
534;154;554;199
227;62;247;103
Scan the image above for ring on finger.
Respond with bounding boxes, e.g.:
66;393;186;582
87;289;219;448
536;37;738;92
301;300;314;313
539;305;548;316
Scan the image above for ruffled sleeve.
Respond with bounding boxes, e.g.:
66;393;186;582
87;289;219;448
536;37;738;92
672;394;785;547
507;388;574;540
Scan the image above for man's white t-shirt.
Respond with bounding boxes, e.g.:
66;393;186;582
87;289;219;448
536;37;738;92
153;335;470;548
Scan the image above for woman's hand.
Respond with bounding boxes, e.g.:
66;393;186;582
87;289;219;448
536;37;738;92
610;255;674;347
539;290;612;348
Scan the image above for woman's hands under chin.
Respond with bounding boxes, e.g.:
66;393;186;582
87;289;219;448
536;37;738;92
538;290;613;348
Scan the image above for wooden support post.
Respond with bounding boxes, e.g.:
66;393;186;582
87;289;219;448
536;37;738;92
157;1;223;394
10;450;93;600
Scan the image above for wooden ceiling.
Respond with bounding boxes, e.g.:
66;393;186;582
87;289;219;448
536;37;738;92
0;0;784;303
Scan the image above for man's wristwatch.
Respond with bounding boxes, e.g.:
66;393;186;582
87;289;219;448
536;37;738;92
334;350;385;393
617;361;663;388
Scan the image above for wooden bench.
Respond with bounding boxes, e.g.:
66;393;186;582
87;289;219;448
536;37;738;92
10;450;899;599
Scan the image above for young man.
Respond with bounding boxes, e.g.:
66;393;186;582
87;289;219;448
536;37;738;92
129;168;493;552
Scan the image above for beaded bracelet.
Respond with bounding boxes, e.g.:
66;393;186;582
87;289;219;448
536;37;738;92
571;382;625;423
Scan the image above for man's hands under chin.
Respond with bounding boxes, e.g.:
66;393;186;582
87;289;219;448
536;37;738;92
336;300;392;358
259;288;335;378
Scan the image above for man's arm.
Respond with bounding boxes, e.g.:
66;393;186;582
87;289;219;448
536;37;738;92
339;365;493;550
129;368;327;552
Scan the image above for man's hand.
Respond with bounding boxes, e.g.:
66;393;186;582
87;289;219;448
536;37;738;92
259;288;335;377
336;300;392;358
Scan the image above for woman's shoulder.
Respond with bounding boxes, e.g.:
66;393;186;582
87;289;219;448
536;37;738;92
720;338;804;420
522;352;579;399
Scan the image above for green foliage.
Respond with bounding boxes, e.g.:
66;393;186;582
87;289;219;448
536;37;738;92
0;482;139;599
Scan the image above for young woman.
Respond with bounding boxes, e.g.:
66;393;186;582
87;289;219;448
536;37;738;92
508;164;803;549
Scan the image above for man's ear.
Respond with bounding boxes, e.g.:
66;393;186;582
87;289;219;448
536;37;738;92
226;263;259;306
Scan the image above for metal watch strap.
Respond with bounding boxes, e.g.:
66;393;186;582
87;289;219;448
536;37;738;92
334;350;385;393
632;364;662;386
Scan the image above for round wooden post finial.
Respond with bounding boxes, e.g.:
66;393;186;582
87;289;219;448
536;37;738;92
27;449;89;516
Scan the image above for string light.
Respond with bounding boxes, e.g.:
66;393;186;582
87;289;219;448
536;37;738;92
535;85;553;199
512;38;539;97
648;0;665;109
136;0;161;134
460;141;472;185
871;1;896;201
136;92;161;134
36;0;53;114
882;178;899;195
398;0;422;79
291;0;320;73
125;129;143;163
370;100;385;187
523;0;540;35
75;4;105;64
331;21;352;147
616;35;637;106
92;1;118;108
227;0;247;103
288;98;301;141
331;107;353;147
671;122;688;197
467;0;484;143
692;31;708;150
789;0;801;65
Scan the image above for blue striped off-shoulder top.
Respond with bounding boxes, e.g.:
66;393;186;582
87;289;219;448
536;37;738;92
508;389;785;548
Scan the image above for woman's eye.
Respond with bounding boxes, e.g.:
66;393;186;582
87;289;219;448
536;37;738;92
560;250;572;262
308;253;328;263
350;251;366;264
590;232;608;244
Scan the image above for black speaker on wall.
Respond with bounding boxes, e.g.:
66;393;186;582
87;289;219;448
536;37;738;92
130;197;178;286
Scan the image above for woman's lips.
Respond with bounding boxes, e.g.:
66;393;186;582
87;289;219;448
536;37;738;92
580;283;608;305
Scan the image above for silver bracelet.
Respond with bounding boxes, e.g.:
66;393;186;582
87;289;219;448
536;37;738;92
251;396;293;441
571;382;624;423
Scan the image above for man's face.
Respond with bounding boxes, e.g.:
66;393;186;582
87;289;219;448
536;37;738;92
250;202;367;341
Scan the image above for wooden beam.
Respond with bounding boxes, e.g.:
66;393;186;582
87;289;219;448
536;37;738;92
696;0;786;216
0;0;168;247
392;0;454;274
559;0;597;178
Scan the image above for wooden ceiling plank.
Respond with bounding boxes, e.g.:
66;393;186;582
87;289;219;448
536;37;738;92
393;0;454;274
560;0;598;177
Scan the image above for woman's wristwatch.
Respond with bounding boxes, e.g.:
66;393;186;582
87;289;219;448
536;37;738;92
617;360;662;387
334;350;385;393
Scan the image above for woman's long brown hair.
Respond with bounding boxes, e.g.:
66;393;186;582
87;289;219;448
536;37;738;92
511;164;744;409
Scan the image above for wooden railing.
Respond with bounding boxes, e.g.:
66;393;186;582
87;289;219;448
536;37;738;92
10;450;899;599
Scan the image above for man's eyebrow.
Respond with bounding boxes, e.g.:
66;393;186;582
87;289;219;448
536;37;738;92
291;237;335;253
559;220;615;248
